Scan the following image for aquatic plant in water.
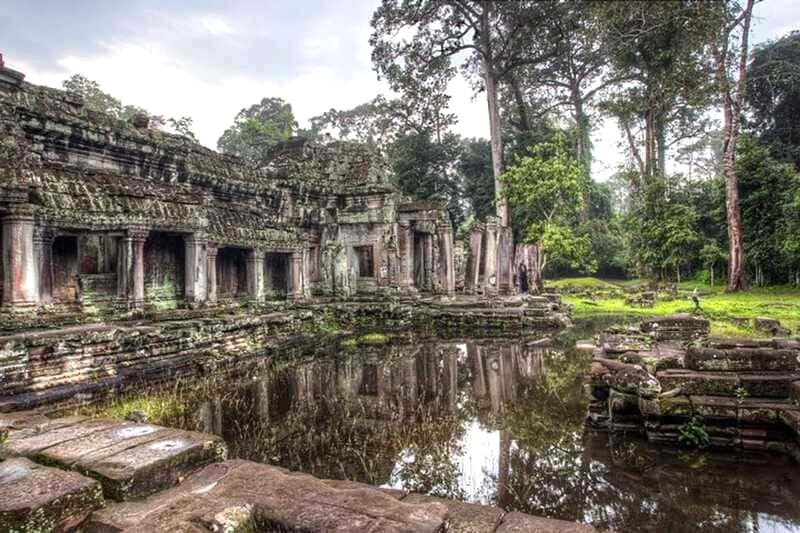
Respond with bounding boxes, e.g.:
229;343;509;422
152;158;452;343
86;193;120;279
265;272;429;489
678;417;709;448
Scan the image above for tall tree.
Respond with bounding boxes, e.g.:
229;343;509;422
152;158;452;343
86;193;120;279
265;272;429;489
62;74;196;139
458;138;495;222
501;133;593;290
707;0;756;291
309;94;455;149
747;31;800;169
510;2;611;174
389;131;465;227
370;0;557;227
217;97;297;164
596;1;715;187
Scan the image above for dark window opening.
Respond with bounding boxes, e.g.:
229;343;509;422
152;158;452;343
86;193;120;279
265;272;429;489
217;247;248;298
52;236;79;302
354;245;374;278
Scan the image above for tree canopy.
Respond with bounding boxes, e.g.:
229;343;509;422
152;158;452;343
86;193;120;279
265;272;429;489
217;97;297;164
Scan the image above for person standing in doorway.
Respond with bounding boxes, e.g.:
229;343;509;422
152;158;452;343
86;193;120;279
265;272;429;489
518;263;529;294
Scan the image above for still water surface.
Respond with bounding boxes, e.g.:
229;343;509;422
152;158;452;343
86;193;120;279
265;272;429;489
99;322;800;532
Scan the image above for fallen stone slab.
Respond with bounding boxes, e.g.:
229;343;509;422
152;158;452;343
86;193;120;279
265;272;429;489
657;369;740;396
84;460;448;532
496;511;596;532
0;457;103;532
685;347;800;372
3;416;227;500
403;493;502;533
640;314;709;340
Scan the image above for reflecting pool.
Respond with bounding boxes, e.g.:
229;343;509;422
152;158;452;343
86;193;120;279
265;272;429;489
83;322;800;532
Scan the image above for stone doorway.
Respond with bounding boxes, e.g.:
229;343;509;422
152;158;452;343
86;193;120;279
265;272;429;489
413;232;433;291
216;247;248;300
264;252;290;300
143;232;185;308
51;236;79;303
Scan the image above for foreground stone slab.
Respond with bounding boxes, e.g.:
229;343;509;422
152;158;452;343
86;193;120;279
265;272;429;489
496;512;597;532
403;493;502;533
3;414;227;500
0;457;103;532
85;460;448;532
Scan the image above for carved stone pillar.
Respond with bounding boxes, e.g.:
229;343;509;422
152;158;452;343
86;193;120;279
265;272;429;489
206;244;218;304
290;251;304;299
424;233;434;292
1;212;38;306
33;227;54;304
483;217;498;296
465;225;483;294
397;222;414;289
246;249;265;302
184;234;208;306
497;226;513;295
118;229;148;309
439;228;456;296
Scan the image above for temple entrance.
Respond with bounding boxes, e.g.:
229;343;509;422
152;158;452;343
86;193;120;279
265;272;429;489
77;234;118;310
216;247;247;300
264;252;290;300
52;236;79;303
354;245;374;278
143;232;185;308
413;232;432;291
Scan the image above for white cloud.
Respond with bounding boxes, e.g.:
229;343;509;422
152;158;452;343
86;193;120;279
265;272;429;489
196;15;234;36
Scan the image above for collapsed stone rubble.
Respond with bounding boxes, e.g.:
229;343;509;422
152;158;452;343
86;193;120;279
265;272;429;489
585;314;800;456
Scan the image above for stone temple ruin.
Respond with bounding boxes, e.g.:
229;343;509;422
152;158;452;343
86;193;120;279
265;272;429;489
0;59;586;533
0;60;568;407
0;67;460;312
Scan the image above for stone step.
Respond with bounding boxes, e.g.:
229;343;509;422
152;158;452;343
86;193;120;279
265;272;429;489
685;346;800;372
2;414;227;501
656;394;795;425
657;369;800;398
84;459;448;532
0;457;104;532
708;338;800;350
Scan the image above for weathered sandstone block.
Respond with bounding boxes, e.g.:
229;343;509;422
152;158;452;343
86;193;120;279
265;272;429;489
0;457;103;532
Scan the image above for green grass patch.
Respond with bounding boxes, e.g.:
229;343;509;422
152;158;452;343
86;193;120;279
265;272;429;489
359;332;389;345
545;277;622;291
556;277;800;338
85;394;188;425
339;332;390;348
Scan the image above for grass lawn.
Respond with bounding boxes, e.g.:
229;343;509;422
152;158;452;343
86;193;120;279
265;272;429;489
549;277;800;337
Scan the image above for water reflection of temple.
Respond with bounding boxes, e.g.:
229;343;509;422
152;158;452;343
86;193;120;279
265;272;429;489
171;335;800;531
191;339;547;489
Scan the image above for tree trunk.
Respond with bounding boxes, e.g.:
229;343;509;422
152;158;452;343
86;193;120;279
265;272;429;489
656;113;667;176
572;88;591;175
480;7;507;227
523;244;545;295
714;0;754;292
511;76;531;137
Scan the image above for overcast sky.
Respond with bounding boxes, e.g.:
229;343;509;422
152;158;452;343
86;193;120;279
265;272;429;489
2;0;798;180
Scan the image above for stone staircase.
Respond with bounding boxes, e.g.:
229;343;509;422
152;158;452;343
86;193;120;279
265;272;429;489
1;412;595;532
